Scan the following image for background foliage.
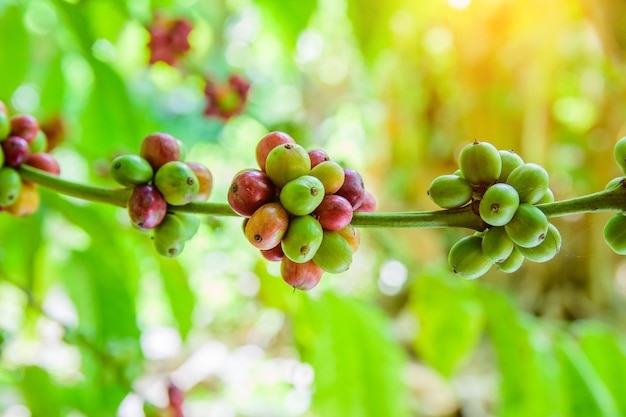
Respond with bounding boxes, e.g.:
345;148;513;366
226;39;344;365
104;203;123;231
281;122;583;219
2;0;626;416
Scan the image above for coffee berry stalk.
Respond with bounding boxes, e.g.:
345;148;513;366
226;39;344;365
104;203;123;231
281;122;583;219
13;113;626;287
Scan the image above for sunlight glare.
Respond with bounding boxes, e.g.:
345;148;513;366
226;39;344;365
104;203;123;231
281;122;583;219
448;0;471;9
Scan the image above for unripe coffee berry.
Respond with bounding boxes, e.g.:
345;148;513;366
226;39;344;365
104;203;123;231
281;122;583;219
495;247;525;273
313;230;353;274
506;163;549;204
153;214;186;258
478;183;520;226
603;213;626;255
265;143;311;188
504;203;549;248
110;155;153;186
427;175;473;209
279;175;325;216
498;150;524;182
516;223;562;263
458;140;502;185
309;161;345;195
281;215;324;263
448;234;493;279
154;161;199;206
481;226;514;263
0;167;23;207
5;181;39;217
28;130;48;154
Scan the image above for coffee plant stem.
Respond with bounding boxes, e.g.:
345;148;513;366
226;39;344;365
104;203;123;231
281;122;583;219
19;165;626;228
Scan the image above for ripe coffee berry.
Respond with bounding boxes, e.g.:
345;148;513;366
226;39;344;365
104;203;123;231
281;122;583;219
127;184;167;229
139;132;180;171
186;162;213;202
256;131;296;171
336;168;365;210
244;202;290;250
9;114;39;143
280;257;323;291
2;136;30;167
228;169;276;217
308;149;330;168
25;153;61;176
313;194;353;231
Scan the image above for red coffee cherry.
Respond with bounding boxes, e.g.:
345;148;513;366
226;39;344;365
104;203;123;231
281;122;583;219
313;194;353;231
335;168;365;210
127;184;167;229
186;162;213;202
308;149;330;168
280;257;323;291
2;136;30;167
139;132;180;171
260;243;284;262
25;153;61;176
9;115;39;143
228;169;276;217
255;131;296;172
244;202;290;250
355;191;376;213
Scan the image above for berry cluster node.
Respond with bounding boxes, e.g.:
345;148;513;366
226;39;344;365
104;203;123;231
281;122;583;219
428;140;561;279
228;131;375;291
112;132;213;258
0;101;61;216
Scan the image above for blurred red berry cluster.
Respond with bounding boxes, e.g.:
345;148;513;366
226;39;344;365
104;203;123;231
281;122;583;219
203;74;251;120
147;14;193;67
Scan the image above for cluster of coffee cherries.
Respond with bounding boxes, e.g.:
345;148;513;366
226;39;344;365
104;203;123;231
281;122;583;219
203;74;251;121
111;132;212;258
0;101;61;216
427;140;561;279
603;137;626;254
146;14;192;67
228;132;375;290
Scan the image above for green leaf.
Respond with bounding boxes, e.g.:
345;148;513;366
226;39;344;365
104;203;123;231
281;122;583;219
409;270;484;377
294;292;410;417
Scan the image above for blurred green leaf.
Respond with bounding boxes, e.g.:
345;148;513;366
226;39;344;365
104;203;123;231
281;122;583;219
483;290;558;417
572;321;626;416
39;53;67;115
409;270;484;377
158;257;195;340
251;0;316;50
0;4;30;100
19;366;62;417
294;292;410;417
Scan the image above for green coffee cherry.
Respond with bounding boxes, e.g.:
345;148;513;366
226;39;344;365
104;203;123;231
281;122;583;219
0;167;22;206
605;177;625;190
481;227;514;263
154;161;200;206
0;145;4;167
281;215;323;263
495;247;524;273
309;161;345;194
603;213;626;255
498;150;524;182
153;214;186;258
504;203;549;248
313;230;353;273
0;111;9;141
28;130;47;154
613;137;626;174
427;175;473;209
448;234;493;279
279;175;325;216
458;141;502;186
265;143;311;188
453;169;464;178
175;212;201;241
479;183;520;226
517;223;562;263
110;155;154;187
506;163;549;204
537;188;555;204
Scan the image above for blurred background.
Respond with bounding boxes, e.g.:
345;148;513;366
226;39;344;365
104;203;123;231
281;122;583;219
1;0;626;416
